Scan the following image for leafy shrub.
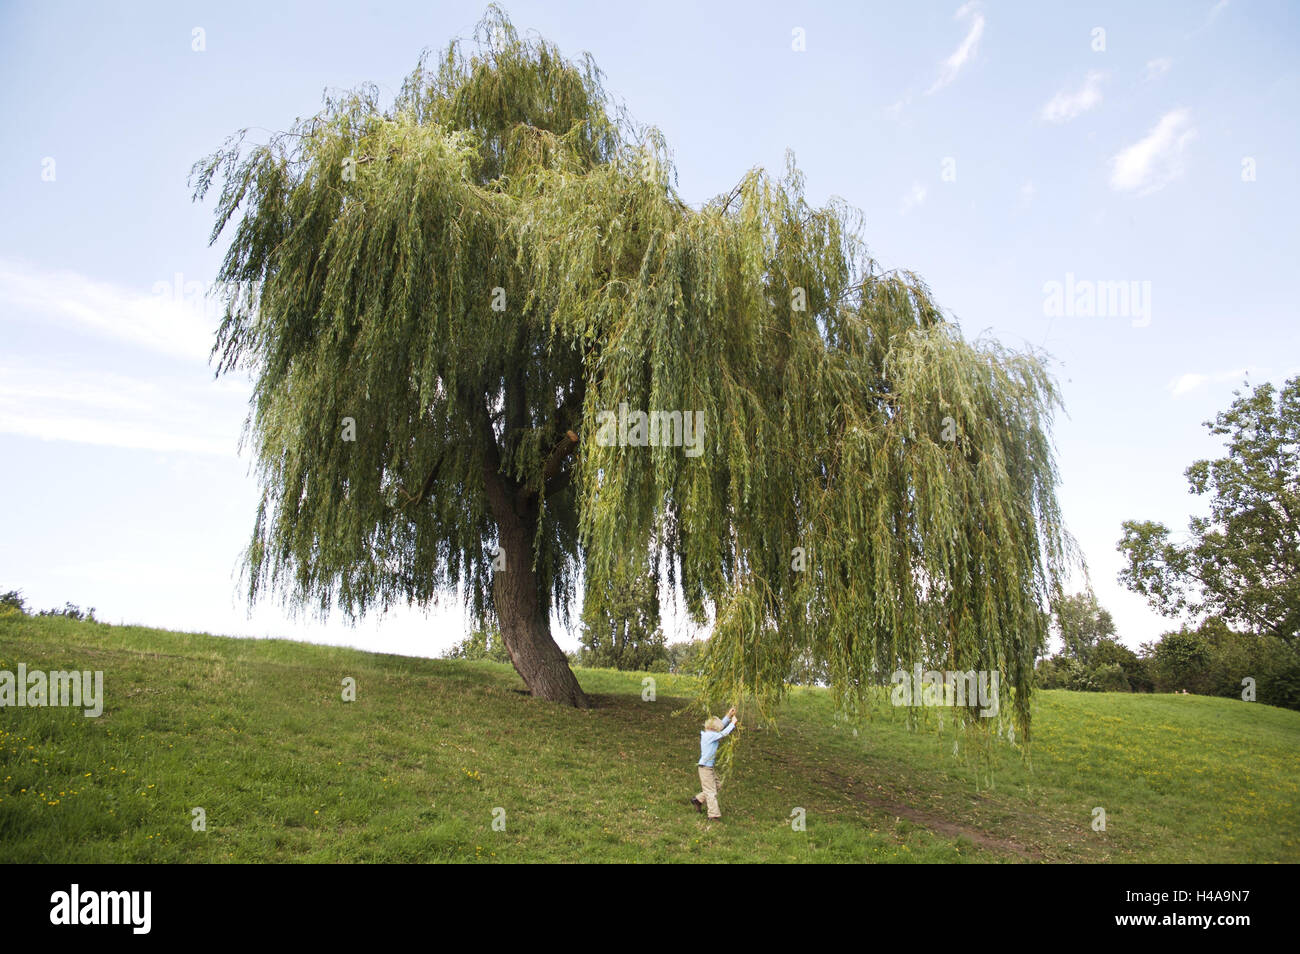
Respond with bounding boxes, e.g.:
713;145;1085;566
1;589;28;615
443;628;512;663
1092;662;1131;692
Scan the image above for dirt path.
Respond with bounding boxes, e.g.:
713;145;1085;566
763;748;1049;861
820;764;1043;860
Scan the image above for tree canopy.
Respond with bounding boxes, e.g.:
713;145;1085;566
1119;375;1300;645
192;7;1075;740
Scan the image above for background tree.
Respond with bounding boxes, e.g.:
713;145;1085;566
786;650;831;687
1090;638;1152;693
1141;625;1212;694
665;640;706;677
1052;591;1116;667
1139;617;1300;708
578;548;667;670
1119;376;1300;644
1035;592;1149;692
192;8;1075;733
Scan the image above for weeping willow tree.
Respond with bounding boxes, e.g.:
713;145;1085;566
191;7;1075;737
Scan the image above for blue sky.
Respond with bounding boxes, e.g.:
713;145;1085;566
1;0;1297;658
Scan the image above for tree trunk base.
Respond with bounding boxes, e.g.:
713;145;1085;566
496;591;590;709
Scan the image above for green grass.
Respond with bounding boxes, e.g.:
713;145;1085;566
1;611;1296;862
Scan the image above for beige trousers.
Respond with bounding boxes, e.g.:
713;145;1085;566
696;765;723;818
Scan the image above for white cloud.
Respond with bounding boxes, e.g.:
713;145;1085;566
927;2;985;94
884;96;910;120
0;258;226;363
1020;180;1037;204
1109;108;1196;194
0;260;254;454
1169;372;1209;396
0;364;246;456
1185;1;1231;39
1041;71;1106;123
1143;57;1173;81
900;182;928;214
1205;0;1231;26
1167;366;1261;397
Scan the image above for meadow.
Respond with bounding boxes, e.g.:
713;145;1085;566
2;612;1296;863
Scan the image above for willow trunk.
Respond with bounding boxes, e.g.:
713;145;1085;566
491;505;590;708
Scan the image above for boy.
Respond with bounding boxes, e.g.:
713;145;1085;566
690;706;738;820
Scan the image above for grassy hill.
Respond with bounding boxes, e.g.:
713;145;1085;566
2;612;1297;863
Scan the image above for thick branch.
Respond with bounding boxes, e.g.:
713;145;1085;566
545;470;573;498
397;453;444;507
539;429;579;500
544;429;580;482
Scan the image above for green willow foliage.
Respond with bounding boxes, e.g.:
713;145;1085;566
192;8;1075;742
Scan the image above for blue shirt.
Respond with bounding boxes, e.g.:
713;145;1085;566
698;716;735;766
